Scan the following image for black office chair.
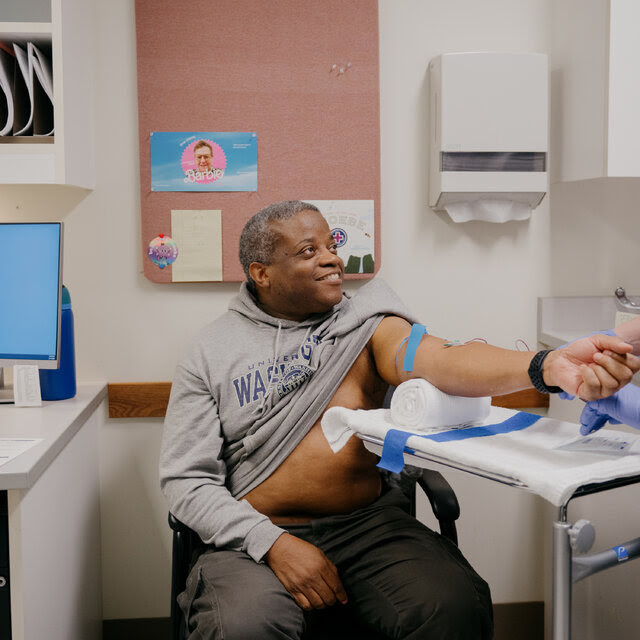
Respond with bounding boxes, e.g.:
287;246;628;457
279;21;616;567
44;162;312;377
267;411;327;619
168;466;460;640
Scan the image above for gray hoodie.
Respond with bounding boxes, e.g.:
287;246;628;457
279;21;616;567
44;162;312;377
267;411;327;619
160;278;415;561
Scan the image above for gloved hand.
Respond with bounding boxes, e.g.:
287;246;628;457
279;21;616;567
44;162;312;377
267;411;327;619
580;383;640;435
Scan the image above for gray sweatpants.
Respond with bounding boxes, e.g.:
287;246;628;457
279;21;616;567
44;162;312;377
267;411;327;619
178;488;493;639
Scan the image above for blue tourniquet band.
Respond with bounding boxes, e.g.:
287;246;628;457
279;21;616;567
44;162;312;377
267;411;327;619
377;412;543;473
403;324;427;372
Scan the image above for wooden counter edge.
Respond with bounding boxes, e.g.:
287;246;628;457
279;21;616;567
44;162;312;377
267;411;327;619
107;382;548;419
107;382;173;418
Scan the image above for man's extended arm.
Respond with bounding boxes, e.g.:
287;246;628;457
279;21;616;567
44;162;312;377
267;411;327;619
370;316;639;400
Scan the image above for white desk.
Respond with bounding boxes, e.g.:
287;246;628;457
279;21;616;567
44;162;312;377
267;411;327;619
0;382;107;640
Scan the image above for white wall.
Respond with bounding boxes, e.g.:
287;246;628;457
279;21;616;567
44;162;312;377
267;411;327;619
378;0;553;607
2;0;639;633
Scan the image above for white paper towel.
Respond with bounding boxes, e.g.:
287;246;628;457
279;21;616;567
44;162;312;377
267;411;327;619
390;379;491;430
444;199;531;223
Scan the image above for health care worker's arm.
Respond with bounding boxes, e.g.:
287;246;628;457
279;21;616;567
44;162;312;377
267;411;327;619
580;384;640;434
371;316;639;401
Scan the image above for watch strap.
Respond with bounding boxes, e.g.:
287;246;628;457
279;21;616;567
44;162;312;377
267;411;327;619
528;349;563;394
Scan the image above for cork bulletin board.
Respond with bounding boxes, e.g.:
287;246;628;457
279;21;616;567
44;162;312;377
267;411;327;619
135;0;381;283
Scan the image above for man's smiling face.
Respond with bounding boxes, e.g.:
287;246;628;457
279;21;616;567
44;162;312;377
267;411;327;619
253;209;344;321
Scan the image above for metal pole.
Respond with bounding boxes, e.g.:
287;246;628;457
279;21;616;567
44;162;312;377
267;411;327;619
552;506;572;640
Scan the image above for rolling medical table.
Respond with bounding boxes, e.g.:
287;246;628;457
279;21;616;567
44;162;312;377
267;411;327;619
323;404;640;640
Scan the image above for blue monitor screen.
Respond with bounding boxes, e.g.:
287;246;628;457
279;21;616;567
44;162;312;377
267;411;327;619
0;223;62;365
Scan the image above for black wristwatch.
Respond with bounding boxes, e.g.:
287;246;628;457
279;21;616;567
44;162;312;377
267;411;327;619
528;349;563;394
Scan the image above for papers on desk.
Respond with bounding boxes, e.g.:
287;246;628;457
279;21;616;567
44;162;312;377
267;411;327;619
0;41;53;137
0;438;42;468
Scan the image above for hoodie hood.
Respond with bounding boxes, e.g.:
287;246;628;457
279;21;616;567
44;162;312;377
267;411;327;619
228;281;348;329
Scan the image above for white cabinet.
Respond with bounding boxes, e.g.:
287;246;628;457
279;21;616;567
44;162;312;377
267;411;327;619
550;0;640;181
1;383;106;640
0;0;94;188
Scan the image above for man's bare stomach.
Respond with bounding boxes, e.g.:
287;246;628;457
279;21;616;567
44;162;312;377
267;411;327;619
243;344;388;523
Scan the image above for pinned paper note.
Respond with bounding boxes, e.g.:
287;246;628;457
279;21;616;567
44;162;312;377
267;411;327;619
171;210;223;282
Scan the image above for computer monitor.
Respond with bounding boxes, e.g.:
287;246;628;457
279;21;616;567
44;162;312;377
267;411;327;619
0;222;63;403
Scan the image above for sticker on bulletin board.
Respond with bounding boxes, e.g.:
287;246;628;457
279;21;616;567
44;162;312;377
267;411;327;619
147;234;178;269
150;132;257;192
305;200;375;274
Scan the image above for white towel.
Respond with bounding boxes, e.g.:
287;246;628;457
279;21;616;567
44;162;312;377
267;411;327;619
321;379;489;454
321;405;640;506
390;379;491;431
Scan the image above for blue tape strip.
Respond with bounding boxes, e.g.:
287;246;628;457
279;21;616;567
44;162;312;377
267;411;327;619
376;429;415;473
377;412;542;473
403;324;427;372
422;412;542;442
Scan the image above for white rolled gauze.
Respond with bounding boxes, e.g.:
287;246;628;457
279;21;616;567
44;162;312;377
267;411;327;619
390;379;491;431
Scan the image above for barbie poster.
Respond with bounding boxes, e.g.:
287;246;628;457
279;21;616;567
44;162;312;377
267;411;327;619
150;132;257;191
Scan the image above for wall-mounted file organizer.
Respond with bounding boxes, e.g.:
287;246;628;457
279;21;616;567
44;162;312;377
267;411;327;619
135;0;381;283
0;37;53;138
0;0;95;188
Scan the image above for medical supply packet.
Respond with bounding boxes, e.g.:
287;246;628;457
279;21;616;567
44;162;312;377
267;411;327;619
555;435;640;457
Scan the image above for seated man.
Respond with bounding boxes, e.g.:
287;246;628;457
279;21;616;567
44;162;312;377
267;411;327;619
160;200;639;640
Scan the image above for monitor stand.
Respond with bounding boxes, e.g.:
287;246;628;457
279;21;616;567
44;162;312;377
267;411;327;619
0;368;14;404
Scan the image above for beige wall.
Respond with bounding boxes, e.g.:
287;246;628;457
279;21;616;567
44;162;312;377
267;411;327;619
1;1;639;633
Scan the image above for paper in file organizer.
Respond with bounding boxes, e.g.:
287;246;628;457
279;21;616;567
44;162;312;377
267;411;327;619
28;42;53;135
11;42;54;137
0;48;15;136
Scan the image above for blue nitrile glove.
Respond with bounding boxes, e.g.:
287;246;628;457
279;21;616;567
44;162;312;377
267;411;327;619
580;383;640;435
558;329;618;402
559;329;618;350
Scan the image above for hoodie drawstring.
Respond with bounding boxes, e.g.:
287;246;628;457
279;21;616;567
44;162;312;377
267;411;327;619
260;322;282;413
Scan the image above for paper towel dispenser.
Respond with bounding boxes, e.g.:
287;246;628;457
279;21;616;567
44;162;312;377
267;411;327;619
428;52;548;220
